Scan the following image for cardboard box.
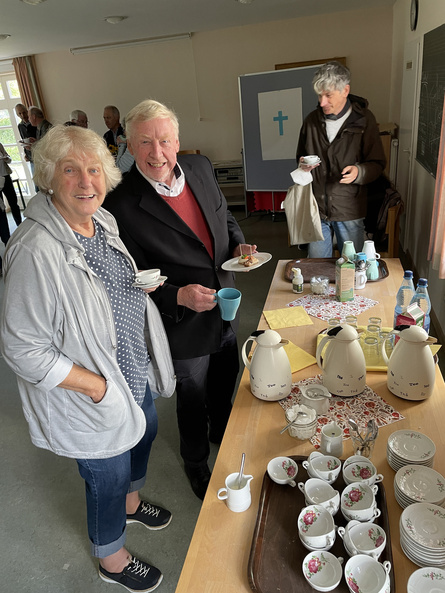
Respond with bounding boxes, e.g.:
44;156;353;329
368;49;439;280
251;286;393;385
395;302;425;328
335;257;355;302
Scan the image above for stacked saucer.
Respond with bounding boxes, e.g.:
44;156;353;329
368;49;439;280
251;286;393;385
400;503;445;568
387;430;435;471
395;465;445;509
408;567;445;593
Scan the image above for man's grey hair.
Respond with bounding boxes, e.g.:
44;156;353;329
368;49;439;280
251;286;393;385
104;105;120;119
70;109;87;121
15;103;27;111
29;106;44;119
125;99;179;140
313;61;351;94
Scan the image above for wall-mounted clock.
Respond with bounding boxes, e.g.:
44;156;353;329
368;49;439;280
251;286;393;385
410;0;419;31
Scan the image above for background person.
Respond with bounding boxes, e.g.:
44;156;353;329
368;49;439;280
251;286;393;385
104;99;257;500
103;105;123;157
15;103;37;167
0;142;22;240
296;61;386;257
69;109;88;128
0;124;175;592
28;106;53;141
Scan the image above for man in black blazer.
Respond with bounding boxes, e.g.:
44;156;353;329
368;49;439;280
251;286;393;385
104;99;257;499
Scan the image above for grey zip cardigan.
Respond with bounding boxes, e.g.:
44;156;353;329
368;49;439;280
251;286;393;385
0;192;175;459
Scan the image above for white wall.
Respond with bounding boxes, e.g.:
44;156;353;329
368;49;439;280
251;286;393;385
390;0;445;339
35;5;393;162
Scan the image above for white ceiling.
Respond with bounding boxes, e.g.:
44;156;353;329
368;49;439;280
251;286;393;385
1;0;395;61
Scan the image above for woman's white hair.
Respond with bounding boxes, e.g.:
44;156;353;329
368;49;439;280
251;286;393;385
313;61;351;94
33;124;122;193
125;99;179;140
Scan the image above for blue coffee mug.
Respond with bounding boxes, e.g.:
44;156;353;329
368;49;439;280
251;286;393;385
216;288;242;321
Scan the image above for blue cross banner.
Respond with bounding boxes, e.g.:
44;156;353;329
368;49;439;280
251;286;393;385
258;87;302;161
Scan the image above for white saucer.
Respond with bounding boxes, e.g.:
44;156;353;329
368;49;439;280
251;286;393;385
408;567;445;593
132;275;167;289
221;252;272;272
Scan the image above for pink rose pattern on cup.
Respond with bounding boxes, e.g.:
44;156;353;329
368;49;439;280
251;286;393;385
368;527;385;548
304;553;328;578
351;464;372;480
300;510;318;532
343;486;365;508
282;459;297;478
327;459;340;470
347;574;360;593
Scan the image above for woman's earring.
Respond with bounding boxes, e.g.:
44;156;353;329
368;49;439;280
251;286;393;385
48;189;54;195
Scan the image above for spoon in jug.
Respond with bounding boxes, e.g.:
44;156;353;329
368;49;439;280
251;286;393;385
238;453;245;489
348;418;365;444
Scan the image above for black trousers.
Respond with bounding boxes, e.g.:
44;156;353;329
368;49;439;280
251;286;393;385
0;175;22;244
173;325;239;466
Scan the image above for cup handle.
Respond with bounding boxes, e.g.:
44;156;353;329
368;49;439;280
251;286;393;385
288;480;296;488
217;487;228;501
302;461;309;470
297;482;306;494
383;561;391;574
337;527;345;540
372;507;382;520
374;474;384;484
375;253;381;259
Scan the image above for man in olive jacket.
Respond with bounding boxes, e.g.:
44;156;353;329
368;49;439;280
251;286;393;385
297;61;386;257
104;99;256;500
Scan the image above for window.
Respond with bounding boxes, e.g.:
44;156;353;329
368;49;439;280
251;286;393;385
0;73;35;200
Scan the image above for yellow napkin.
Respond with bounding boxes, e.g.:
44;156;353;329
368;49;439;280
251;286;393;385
263;306;313;330
284;341;317;373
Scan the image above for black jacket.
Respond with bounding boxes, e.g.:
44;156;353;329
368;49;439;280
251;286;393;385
296;94;386;222
103;154;245;359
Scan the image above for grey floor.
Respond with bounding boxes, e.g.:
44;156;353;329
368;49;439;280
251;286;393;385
1;206;443;593
0;206;301;593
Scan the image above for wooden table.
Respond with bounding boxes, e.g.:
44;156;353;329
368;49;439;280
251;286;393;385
175;259;445;593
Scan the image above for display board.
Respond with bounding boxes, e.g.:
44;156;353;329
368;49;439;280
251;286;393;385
239;65;322;191
416;23;445;177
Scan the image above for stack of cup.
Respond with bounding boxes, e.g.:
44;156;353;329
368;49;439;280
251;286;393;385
362;240;380;281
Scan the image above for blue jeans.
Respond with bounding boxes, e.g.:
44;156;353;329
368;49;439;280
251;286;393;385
308;218;365;258
76;384;158;558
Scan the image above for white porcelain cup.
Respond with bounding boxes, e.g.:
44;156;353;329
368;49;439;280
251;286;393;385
217;472;253;512
303;454;342;484
134;268;160;285
343;459;384;487
338;520;387;560
362;240;381;261
298;478;340;515
345;556;391;593
320;422;343;458
303;155;320;165
297;504;336;550
341;482;380;522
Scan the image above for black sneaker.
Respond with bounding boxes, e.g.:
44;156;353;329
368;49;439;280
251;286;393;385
99;556;163;592
126;500;172;530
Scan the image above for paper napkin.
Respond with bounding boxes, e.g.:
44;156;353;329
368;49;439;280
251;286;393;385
263;306;313;330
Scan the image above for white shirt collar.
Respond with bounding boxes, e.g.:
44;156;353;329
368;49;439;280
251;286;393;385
136;163;185;197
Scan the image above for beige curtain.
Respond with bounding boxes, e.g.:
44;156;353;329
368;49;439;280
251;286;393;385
428;95;445;279
12;55;47;114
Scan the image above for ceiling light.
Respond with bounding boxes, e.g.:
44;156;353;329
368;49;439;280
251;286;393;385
20;0;48;5
104;16;127;25
0;34;11;41
70;33;191;55
236;0;254;4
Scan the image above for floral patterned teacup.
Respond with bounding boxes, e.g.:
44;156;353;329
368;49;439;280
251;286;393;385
267;456;298;487
341;482;380;522
297;504;337;550
302;551;344;591
338;520;386;559
302;454;342;484
345;555;391;593
343;459;383;487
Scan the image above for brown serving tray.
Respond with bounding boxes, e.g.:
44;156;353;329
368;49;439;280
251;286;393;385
284;258;389;283
248;455;395;593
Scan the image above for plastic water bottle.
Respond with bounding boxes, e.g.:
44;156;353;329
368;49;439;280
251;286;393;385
410;278;431;333
393;270;415;326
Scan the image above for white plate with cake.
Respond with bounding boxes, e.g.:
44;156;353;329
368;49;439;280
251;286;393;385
221;252;272;272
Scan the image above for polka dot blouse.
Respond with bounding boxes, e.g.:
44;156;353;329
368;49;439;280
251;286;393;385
74;220;150;406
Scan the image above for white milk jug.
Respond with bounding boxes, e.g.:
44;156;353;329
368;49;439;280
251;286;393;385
381;325;437;400
316;324;366;397
241;329;292;401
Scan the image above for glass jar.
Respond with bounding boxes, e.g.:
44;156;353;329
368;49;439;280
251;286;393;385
285;404;317;440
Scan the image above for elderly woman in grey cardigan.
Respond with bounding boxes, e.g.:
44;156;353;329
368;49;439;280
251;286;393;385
0;125;175;593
